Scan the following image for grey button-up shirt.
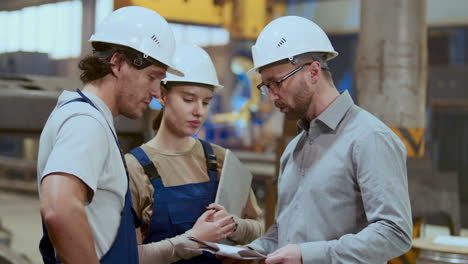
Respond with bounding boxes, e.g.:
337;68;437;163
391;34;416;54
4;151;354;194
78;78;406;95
249;91;412;264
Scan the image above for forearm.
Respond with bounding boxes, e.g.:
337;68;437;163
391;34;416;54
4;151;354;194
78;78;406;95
42;198;98;263
138;230;201;264
299;220;412;264
40;174;98;264
246;221;278;255
229;215;265;245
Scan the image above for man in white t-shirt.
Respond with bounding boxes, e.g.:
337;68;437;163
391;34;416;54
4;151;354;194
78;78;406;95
37;6;184;264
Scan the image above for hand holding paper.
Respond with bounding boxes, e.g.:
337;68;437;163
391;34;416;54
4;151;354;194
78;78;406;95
187;236;266;261
264;244;302;264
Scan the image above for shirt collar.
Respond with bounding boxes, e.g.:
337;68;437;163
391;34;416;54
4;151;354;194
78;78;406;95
298;90;354;135
316;90;354;131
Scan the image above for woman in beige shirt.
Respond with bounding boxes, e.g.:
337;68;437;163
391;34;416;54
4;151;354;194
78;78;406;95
125;43;264;264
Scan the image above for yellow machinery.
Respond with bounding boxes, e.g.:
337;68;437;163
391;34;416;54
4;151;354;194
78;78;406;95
114;0;286;40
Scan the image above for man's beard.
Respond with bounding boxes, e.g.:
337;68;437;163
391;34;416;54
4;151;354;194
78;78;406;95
284;108;304;120
285;92;312;120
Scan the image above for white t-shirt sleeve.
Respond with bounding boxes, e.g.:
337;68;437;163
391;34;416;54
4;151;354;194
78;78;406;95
41;114;109;198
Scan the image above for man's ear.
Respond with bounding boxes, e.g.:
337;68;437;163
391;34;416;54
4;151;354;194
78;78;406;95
158;85;168;106
109;52;123;76
309;61;321;84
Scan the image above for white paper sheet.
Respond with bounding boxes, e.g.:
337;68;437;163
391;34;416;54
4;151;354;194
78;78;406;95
187;236;266;260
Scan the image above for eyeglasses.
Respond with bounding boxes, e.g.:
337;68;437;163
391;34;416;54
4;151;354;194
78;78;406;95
256;63;311;95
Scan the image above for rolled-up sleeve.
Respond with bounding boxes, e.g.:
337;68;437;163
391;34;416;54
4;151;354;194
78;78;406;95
299;131;412;264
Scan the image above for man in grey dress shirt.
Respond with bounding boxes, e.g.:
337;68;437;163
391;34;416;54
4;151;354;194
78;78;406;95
243;16;412;264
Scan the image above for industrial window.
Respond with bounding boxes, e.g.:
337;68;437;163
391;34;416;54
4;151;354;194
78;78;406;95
0;0;228;60
0;1;82;59
170;23;230;47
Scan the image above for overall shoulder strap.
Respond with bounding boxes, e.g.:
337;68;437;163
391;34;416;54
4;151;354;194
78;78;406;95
198;139;218;180
61;98;86;107
129;147;160;181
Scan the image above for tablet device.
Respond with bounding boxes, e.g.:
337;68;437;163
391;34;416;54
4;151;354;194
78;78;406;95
215;150;253;217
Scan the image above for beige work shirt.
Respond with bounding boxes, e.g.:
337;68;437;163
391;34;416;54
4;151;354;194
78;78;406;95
125;139;264;264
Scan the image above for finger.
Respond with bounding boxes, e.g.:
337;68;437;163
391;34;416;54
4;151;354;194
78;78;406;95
266;250;281;259
214;209;228;219
207;203;225;211
216;215;235;227
219;222;236;236
198;209;216;221
265;255;282;264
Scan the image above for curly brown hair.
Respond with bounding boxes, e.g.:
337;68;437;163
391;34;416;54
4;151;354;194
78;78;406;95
78;42;166;83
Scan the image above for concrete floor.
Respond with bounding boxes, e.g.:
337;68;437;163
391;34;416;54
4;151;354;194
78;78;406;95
1;190;468;264
0;191;41;264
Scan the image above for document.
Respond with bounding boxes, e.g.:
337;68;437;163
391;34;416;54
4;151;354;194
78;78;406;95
187;236;266;260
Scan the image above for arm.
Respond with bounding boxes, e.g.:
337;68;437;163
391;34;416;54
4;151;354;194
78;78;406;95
39;114;108;263
126;153;153;242
246;141;296;255
247;221;279;256
230;216;264;245
138;230;199;264
226;190;265;244
40;173;99;264
297;131;412;264
138;210;236;264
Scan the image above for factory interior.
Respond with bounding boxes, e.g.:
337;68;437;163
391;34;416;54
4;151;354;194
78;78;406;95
0;0;468;263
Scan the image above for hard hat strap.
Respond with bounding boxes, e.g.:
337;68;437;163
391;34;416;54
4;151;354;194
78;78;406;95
93;48;117;61
291;52;330;71
93;45;154;70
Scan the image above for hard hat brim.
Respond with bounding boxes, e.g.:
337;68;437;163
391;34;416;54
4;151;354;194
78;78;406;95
164;64;184;77
162;79;224;90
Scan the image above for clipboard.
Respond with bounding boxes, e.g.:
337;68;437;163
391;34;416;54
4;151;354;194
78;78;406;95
215;150;253;218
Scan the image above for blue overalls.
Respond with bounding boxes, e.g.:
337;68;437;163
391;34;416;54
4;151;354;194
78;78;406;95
130;139;222;264
39;89;141;264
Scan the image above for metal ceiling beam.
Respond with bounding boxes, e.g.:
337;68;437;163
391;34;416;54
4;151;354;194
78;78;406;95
0;89;148;137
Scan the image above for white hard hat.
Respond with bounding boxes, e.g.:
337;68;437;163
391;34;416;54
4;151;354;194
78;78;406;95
248;16;338;74
89;6;183;76
163;43;223;90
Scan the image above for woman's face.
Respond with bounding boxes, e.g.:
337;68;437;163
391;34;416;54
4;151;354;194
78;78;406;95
160;84;214;137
